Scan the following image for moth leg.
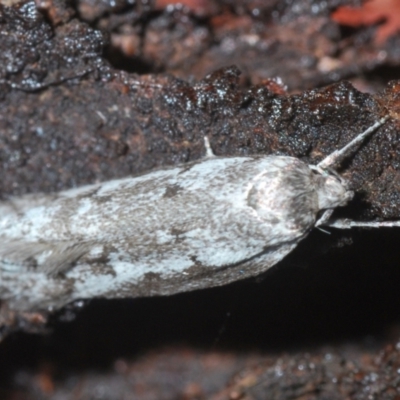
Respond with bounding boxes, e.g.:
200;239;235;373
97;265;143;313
323;218;400;229
315;209;334;227
203;136;215;158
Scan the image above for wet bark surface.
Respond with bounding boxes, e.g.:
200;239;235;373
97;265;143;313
2;0;400;398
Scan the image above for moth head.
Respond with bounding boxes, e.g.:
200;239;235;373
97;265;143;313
313;167;354;211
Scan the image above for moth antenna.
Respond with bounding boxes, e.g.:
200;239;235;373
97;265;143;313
317;115;390;171
203;136;215;158
324;219;400;229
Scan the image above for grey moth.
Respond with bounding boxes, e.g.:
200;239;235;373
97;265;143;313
0;115;395;312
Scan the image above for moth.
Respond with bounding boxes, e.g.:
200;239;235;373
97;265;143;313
0;115;396;312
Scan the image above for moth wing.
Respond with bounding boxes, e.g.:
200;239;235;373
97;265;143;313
0;239;90;276
0;193;59;215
